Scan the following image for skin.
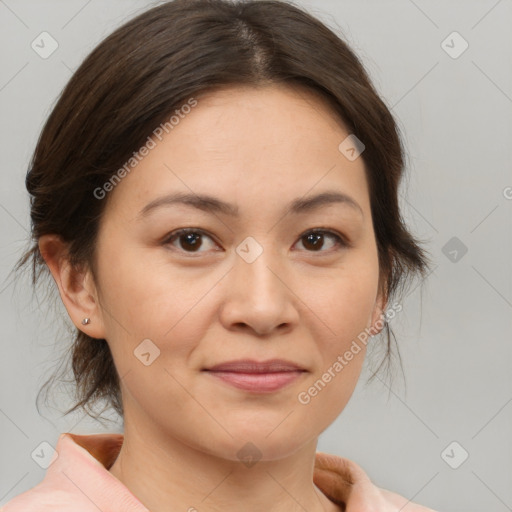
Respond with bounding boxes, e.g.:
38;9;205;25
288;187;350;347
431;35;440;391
39;84;387;512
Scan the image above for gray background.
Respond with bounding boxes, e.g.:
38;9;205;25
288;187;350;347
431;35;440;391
1;1;511;510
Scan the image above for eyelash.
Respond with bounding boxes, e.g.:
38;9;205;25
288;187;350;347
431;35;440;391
162;227;351;256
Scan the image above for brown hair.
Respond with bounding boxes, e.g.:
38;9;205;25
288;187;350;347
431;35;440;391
13;0;431;421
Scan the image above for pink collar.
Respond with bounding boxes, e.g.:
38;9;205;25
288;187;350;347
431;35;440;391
2;431;434;511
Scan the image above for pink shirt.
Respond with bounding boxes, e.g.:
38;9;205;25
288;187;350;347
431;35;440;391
1;432;437;511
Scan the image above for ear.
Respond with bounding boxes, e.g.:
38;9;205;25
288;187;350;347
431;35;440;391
368;283;388;337
38;234;106;339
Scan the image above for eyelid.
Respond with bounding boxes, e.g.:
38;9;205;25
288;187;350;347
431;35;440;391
162;227;351;254
162;228;220;253
298;227;351;246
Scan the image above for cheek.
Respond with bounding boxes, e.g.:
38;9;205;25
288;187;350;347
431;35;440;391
96;248;220;378
296;276;374;427
308;253;380;348
296;254;378;415
294;350;365;441
97;245;194;332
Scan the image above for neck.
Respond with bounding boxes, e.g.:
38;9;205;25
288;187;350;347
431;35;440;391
108;414;340;512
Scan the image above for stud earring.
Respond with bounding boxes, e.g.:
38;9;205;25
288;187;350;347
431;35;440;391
81;318;91;325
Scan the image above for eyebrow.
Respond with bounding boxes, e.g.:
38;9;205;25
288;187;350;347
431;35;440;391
137;190;364;220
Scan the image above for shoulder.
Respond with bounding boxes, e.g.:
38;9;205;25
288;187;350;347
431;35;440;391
376;486;440;511
1;485;96;511
314;451;439;511
1;432;147;512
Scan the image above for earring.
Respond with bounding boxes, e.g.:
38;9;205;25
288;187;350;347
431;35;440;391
81;318;91;325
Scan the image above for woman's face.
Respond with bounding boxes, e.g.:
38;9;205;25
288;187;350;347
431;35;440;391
91;84;385;460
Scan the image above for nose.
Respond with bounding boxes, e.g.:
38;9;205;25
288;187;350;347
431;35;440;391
218;247;300;337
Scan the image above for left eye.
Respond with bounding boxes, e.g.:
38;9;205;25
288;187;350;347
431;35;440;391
294;229;348;252
163;228;218;253
163;228;348;254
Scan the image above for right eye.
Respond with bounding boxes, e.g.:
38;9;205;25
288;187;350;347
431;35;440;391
162;228;220;254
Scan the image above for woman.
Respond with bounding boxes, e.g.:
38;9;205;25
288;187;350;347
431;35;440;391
3;0;436;510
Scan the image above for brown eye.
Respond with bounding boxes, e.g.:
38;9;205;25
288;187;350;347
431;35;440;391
162;227;349;256
163;229;217;253
295;229;348;252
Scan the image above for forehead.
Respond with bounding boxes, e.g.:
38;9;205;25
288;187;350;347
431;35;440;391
102;84;370;220
195;83;347;128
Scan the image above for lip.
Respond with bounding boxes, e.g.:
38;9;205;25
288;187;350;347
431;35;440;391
206;359;306;373
203;359;307;393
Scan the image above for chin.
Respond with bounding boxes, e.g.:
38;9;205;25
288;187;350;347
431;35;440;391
202;422;314;463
